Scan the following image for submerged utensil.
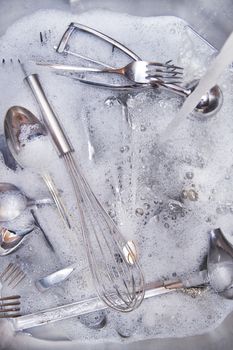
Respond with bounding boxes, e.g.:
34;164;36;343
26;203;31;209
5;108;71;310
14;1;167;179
4;106;71;228
11;281;172;331
163;228;233;299
0;227;33;256
0;182;52;222
35;264;75;291
53;22;222;116
0;182;54;252
23;71;145;312
0;263;26;289
37;60;183;85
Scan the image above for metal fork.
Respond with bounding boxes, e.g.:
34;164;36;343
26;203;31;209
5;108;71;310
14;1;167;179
37;60;183;85
0;263;26;289
0;295;21;318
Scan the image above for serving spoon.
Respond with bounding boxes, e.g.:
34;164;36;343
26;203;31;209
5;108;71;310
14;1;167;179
164;228;233;299
4;106;71;228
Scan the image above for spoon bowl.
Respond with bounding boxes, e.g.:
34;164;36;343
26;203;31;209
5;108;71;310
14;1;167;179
0;182;52;222
0;226;33;256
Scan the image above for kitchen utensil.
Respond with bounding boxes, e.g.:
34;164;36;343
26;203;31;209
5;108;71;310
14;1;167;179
162;228;233;298
0;227;33;256
53;22;222;116
37;60;183;84
11;281;171;330
4;106;71;229
23;71;145;312
0;295;21;318
1;263;26;289
0;182;52;222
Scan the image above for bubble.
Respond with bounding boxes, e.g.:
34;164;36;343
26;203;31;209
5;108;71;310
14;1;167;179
135;208;144;216
140;125;147;132
120;145;129;153
187;189;198;201
186;172;194;179
108;208;116;218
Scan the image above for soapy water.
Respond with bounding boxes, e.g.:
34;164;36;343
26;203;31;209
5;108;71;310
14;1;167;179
0;8;233;343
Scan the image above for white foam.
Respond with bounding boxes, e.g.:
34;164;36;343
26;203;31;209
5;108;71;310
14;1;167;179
0;8;232;344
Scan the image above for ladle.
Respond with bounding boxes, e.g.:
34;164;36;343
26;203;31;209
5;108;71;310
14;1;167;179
164;228;233;299
4;106;71;228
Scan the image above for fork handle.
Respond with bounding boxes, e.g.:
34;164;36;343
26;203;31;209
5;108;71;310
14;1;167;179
159;82;192;97
12;282;172;331
38;63;122;75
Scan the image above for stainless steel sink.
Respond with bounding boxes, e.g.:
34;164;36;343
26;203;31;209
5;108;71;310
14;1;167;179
1;0;233;349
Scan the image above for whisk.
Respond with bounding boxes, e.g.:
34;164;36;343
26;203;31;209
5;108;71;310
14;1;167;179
24;72;145;312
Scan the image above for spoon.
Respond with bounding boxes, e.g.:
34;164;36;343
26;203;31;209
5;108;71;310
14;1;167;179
0;182;52;222
163;228;233;299
0;226;33;256
161;80;223;116
0;182;54;252
4;106;71;228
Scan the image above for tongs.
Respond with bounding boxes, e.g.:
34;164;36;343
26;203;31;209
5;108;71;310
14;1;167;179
39;22;185;92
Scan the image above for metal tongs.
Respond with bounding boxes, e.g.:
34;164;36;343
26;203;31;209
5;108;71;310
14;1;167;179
40;22;185;93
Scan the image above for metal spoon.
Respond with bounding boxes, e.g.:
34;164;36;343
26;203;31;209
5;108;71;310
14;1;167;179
0;182;54;252
164;228;233;299
0;226;33;256
4;106;71;228
160;80;223;116
0;182;52;222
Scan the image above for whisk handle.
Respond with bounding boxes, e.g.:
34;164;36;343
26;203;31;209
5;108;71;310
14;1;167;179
25;74;73;156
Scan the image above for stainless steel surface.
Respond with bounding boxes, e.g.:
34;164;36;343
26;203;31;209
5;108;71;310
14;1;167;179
0;227;32;256
38;61;183;84
4;106;71;228
35;265;75;291
24;73;145;312
12;281;172;331
0;295;21;318
0;182;52;222
24;74;73;156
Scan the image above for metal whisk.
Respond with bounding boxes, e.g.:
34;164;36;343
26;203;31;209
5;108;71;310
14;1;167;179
24;71;145;312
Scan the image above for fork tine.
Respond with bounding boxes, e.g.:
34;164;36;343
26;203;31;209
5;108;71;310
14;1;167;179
147;74;183;80
11;272;26;289
0;307;20;312
0;295;21;318
0;301;20;307
0;295;21;301
1;263;26;289
147;71;183;77
147;62;183;70
0;313;21;318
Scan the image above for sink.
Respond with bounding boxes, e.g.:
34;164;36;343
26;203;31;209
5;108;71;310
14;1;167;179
1;0;233;349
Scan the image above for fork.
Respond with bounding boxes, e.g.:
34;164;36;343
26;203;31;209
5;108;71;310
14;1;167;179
0;263;26;289
37;60;183;85
0;295;21;318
